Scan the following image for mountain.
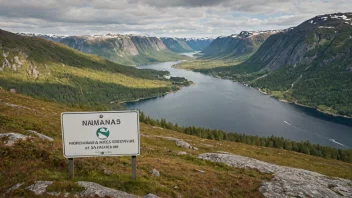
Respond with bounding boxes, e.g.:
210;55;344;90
160;37;193;53
160;37;213;53
198;12;352;116
200;30;280;60
0;29;190;106
60;34;188;65
1;90;351;197
17;33;67;42
185;37;213;51
18;33;188;66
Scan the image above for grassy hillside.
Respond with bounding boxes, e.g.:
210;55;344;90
1;90;352;197
0;29;191;107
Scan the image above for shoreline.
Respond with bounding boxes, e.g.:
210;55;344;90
119;81;194;105
207;74;352;120
250;85;352;119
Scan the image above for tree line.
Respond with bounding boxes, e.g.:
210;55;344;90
139;111;352;163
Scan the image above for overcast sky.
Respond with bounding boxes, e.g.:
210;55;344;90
0;0;351;38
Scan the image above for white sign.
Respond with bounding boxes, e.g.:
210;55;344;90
61;111;139;158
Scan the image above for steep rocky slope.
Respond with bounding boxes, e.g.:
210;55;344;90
18;33;188;66
160;37;193;53
160;37;213;53
59;34;185;65
200;30;279;60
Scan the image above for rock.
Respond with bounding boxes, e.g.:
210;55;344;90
216;151;230;154
6;183;23;193
47;192;61;196
26;130;53;141
0;133;28;146
193;147;198;150
156;136;194;149
77;181;139;198
175;139;192;149
177;151;187;155
0;99;40;113
198;153;352;198
144;193;159;198
195;169;205;173
174;186;179;190
200;143;214;148
103;169;112;176
26;181;53;195
150;169;160;177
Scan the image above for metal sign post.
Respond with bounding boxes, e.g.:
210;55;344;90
68;158;74;179
61;111;140;179
132;156;136;180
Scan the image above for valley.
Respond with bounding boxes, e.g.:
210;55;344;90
126;59;352;150
176;13;352;118
1;6;352;197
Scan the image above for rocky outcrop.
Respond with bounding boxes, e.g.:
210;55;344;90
0;133;28;146
0;99;40;113
12;181;139;197
77;181;139;198
156;136;196;149
26;63;40;79
6;183;23;193
1;50;27;72
144;193;160;198
26;181;53;195
26;130;53;141
198;153;352;198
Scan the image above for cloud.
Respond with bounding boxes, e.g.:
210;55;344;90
0;0;351;37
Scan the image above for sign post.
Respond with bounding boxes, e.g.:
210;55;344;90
61;111;140;180
132;156;136;180
68;158;74;179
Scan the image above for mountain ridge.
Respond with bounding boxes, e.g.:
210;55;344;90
0;29;191;106
17;33;213;65
196;12;352;116
200;30;282;61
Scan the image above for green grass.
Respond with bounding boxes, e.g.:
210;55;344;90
174;60;237;70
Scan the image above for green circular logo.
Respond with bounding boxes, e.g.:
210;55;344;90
96;127;110;140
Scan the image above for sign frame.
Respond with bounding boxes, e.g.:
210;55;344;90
61;110;140;158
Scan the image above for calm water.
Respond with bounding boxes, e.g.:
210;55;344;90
126;53;352;149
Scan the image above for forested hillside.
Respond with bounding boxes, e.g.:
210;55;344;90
0;29;191;107
197;13;352;117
